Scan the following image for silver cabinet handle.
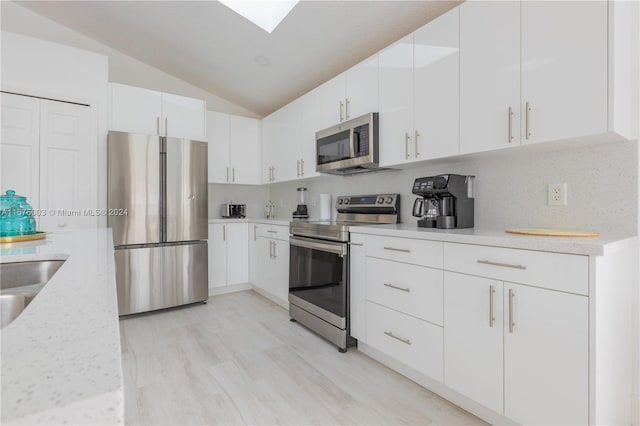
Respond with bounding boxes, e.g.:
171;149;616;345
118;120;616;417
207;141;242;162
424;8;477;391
384;283;411;293
222;224;226;241
477;260;526;270
384;331;411;345
508;106;514;143
404;132;411;159
165;117;168;137
414;130;420;157
254;224;257;241
232;167;235;182
525;102;531;140
489;285;495;327
267;230;277;234
348;242;363;246
269;240;273;258
157;116;160;135
339;100;344;122
384;246;410;253
345;98;350;120
300;159;304;176
508;289;515;333
296;160;300;177
226;167;229;182
271;167;275;182
272;241;277;259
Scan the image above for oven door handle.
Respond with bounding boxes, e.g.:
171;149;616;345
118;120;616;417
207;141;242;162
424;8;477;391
290;236;347;257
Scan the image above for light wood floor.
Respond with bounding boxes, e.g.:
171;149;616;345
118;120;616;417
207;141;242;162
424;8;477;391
120;290;485;425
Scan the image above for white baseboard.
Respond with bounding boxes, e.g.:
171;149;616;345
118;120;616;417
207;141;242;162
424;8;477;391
208;283;252;296
357;342;513;426
250;285;289;310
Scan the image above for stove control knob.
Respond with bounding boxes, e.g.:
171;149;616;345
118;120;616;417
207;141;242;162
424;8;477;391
376;197;384;204
385;196;393;204
337;199;343;205
344;198;350;205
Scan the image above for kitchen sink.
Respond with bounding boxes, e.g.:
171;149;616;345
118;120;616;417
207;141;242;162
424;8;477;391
0;259;66;328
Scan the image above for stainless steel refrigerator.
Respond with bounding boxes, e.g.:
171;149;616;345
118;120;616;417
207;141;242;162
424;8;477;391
107;131;208;316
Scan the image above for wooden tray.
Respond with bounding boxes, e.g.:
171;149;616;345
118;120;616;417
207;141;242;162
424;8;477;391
0;231;47;244
506;228;599;238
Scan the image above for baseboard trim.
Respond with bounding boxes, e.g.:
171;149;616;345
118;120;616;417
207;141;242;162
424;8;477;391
357;342;513;426
208;283;252;296
250;285;289;310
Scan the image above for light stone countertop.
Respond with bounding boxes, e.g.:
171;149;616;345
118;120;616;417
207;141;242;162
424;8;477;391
351;224;637;256
208;218;291;226
0;228;123;425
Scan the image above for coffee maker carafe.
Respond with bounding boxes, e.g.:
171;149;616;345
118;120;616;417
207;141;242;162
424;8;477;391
412;174;475;229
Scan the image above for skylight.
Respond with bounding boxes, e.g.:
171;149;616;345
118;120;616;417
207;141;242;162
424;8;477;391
219;0;300;34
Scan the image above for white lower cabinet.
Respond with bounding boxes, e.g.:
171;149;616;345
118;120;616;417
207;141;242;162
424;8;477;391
351;233;607;425
208;223;248;288
251;223;289;305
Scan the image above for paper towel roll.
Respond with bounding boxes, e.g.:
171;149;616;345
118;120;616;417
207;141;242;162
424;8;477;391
319;194;331;220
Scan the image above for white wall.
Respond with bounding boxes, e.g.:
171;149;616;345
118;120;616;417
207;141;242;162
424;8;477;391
270;139;638;236
0;1;260;118
208;183;270;220
1;31;110;225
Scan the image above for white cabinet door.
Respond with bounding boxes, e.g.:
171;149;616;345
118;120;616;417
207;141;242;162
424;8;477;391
249;223;260;285
444;272;504;414
319;74;346;129
109;83;162;136
209;224;227;288
206;111;230;183
379;34;414;167
39;99;96;231
226;223;249;285
414;7;459;160
280;100;302;182
345;54;379;120
0;93;40;210
504;283;588;425
349;234;366;341
261;113;276;184
460;1;520;154
521;1;607;144
299;88;322;179
272;239;289;303
229;115;261;184
254;237;272;292
161;93;206;141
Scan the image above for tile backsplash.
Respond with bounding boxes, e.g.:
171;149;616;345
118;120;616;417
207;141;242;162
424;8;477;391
210;139;637;236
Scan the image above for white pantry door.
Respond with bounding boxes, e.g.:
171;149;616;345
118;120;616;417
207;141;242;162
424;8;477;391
0;93;40;209
39;98;96;230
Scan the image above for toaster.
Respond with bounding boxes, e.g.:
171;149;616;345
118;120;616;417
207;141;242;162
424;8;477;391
221;204;246;218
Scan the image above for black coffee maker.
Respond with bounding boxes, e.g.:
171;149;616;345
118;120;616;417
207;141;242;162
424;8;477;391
412;174;475;229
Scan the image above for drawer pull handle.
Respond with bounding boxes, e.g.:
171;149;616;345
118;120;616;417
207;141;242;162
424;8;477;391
477;260;526;270
348;242;364;246
267;230;278;234
384;247;411;253
384;283;411;293
384;331;411;345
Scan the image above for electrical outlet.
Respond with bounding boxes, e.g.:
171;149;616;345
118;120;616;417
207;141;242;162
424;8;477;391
548;183;567;206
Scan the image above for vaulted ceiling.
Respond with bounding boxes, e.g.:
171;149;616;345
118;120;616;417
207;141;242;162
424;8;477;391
17;1;459;116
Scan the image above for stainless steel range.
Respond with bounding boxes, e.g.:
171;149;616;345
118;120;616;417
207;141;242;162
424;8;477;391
288;193;400;352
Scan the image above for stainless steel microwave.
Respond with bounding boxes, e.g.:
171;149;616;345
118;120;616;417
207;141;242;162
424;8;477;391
315;112;379;175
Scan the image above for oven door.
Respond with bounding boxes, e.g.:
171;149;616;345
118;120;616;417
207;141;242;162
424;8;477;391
289;236;348;329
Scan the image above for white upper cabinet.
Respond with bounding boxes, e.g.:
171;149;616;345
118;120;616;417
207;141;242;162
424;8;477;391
319;74;346;129
109;83;206;141
521;1;607;144
299;88;322;179
345;54;380;120
460;1;521;154
261;99;305;183
110;83;162;136
207;111;261;185
229;115;261;184
378;33;415;167
207;111;230;183
414;7;460;160
161;92;207;141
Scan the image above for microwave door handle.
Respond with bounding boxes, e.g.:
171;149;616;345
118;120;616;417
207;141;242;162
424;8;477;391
349;128;356;158
353;131;360;156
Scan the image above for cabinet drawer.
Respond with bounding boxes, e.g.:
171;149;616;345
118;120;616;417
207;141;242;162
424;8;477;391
255;223;289;241
366;235;443;268
366;302;444;382
444;243;588;295
366;257;443;326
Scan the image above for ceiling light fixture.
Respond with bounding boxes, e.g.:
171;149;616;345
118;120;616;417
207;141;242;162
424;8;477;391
219;0;300;34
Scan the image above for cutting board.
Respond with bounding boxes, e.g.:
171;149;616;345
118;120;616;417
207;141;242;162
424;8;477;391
506;228;600;238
